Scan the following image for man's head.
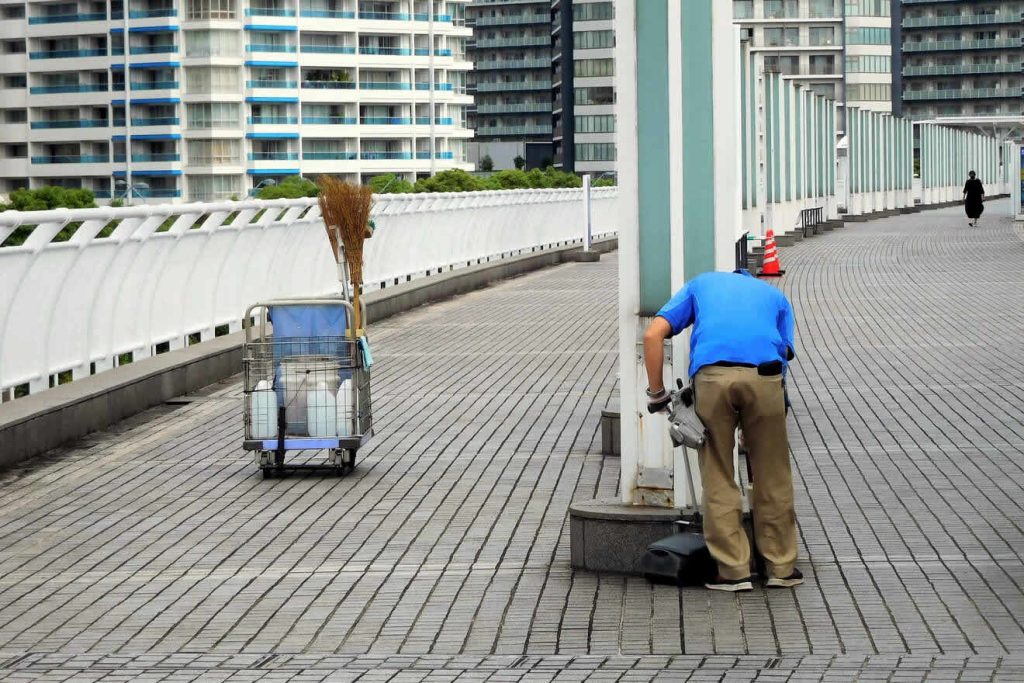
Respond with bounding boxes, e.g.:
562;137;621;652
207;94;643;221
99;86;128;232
969;171;976;179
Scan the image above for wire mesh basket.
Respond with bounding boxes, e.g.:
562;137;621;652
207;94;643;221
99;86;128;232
243;336;372;444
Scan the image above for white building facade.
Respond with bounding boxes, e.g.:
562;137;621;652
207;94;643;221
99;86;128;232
0;0;473;202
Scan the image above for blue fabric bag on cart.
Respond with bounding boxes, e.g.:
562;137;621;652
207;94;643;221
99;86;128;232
269;305;353;403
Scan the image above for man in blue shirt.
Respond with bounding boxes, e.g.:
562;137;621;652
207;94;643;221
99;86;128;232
643;269;801;592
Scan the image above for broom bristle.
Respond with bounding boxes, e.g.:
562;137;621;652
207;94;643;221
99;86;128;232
317;176;374;335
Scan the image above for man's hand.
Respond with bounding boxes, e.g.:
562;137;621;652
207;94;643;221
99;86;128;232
646;387;671;414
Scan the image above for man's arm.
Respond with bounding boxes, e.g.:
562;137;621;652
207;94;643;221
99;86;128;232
778;296;796;361
643;317;673;394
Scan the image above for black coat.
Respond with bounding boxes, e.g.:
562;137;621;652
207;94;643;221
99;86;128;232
963;178;984;219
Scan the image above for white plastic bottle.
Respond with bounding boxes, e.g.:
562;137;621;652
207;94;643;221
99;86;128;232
306;379;338;437
250;379;278;439
336;378;353;436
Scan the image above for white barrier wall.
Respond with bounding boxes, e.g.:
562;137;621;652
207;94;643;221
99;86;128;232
846;107;914;216
0;188;617;397
918;123;1008;205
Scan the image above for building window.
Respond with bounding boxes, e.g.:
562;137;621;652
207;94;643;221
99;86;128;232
3;109;27;123
734;1;754;19
764;27;799;47
844;0;889;17
575;143;616;162
185;30;241;57
187;174;243;201
185;66;241;93
809;27;836;46
764;0;798;19
810;83;836;99
846;55;891;73
186;102;241;128
574;58;614;78
809;55;835;75
187;139;242;165
186;0;235;20
573;30;614;50
572;2;613;21
847;83;890;101
846;27;890;45
809;0;839;18
574;86;614;105
575;114;615;133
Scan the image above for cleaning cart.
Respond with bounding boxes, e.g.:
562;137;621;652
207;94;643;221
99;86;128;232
242;298;373;477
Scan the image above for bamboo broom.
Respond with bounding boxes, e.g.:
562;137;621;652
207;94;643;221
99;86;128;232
317;176;373;338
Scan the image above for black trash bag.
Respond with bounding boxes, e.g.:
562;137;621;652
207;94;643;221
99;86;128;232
641;532;717;586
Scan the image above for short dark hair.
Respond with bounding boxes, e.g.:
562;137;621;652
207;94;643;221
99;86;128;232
968;171;976;178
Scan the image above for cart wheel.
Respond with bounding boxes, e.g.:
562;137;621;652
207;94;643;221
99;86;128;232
262;467;274;479
344;449;357;471
274;451;285;468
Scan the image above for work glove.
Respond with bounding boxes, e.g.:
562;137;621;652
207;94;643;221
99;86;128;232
646;387;672;414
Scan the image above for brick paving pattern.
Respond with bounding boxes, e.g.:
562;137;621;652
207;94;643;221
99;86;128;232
0;201;1022;680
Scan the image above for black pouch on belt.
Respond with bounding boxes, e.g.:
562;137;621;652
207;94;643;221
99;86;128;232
757;360;784;376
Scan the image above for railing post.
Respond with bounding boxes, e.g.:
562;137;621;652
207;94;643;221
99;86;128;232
582;174;593;251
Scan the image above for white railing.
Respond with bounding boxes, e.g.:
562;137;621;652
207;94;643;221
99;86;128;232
0;188;617;397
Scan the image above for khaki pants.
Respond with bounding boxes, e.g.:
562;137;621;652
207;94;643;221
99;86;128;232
694;366;797;580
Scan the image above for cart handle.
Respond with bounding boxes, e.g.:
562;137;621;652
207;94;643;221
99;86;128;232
243;298;358;343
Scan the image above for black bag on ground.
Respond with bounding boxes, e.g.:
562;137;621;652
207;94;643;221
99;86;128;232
641;532;717;586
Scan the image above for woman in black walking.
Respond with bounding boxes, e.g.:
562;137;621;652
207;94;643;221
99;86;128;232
963;171;985;227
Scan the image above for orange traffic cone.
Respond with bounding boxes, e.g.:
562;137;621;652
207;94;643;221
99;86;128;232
758;230;785;277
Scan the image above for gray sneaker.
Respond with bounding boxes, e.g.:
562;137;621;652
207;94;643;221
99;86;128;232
705;576;753;592
766;569;804;588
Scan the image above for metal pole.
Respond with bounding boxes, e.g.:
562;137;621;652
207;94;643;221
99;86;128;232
428;0;436;175
122;0;132;205
582;173;592;251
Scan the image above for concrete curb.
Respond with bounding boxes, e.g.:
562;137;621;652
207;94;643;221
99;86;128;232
0;237;617;469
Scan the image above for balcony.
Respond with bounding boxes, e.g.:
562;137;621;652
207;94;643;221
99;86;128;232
358;46;413;55
301;116;357;124
413;48;452;56
358;11;410;20
902;14;1024;28
245;7;297;16
472;37;550;49
247;116;298;124
247;80;298;88
903;63;1022;77
475;124;551;136
471;14;548;27
475;59;550;71
112;8;178;18
360;151;413;159
359;81;412;90
301;79;356;89
131;80;180;90
303;151;358;159
130;45;178;55
903;38;1022;52
300;45;356;54
30;84;108;94
129;117;181;126
248;151;300;160
28;12;106;24
113;153;181;162
31;155;110;164
360;117;413;125
138;188;181;198
299;9;355;17
903;87;1022;101
30;119;109;129
415;151;454;159
29;48;107;60
414;82;453;91
474;103;551;114
414;117;453;125
475;81;551;92
247;44;298;53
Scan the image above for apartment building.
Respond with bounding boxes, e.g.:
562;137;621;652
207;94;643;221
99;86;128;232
0;0;473;202
551;0;614;176
466;0;551;166
896;0;1022;120
844;0;894;112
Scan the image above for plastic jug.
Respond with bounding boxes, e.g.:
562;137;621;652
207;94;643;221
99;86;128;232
250;380;278;439
336;378;353;436
306;379;338;437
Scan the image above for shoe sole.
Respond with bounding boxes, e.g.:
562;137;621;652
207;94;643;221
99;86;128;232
766;577;804;588
705;581;753;592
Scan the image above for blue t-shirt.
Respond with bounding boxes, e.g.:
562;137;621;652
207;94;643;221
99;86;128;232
655;270;796;377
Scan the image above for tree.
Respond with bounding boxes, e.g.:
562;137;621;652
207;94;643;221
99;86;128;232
256;176;319;199
540;157;552;170
513;155;526;170
480;154;494;172
368;173;414;194
0;186;96;212
593;176;617;187
413;169;488;193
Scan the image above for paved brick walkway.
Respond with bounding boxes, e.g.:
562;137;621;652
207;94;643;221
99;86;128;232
1;201;1023;680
